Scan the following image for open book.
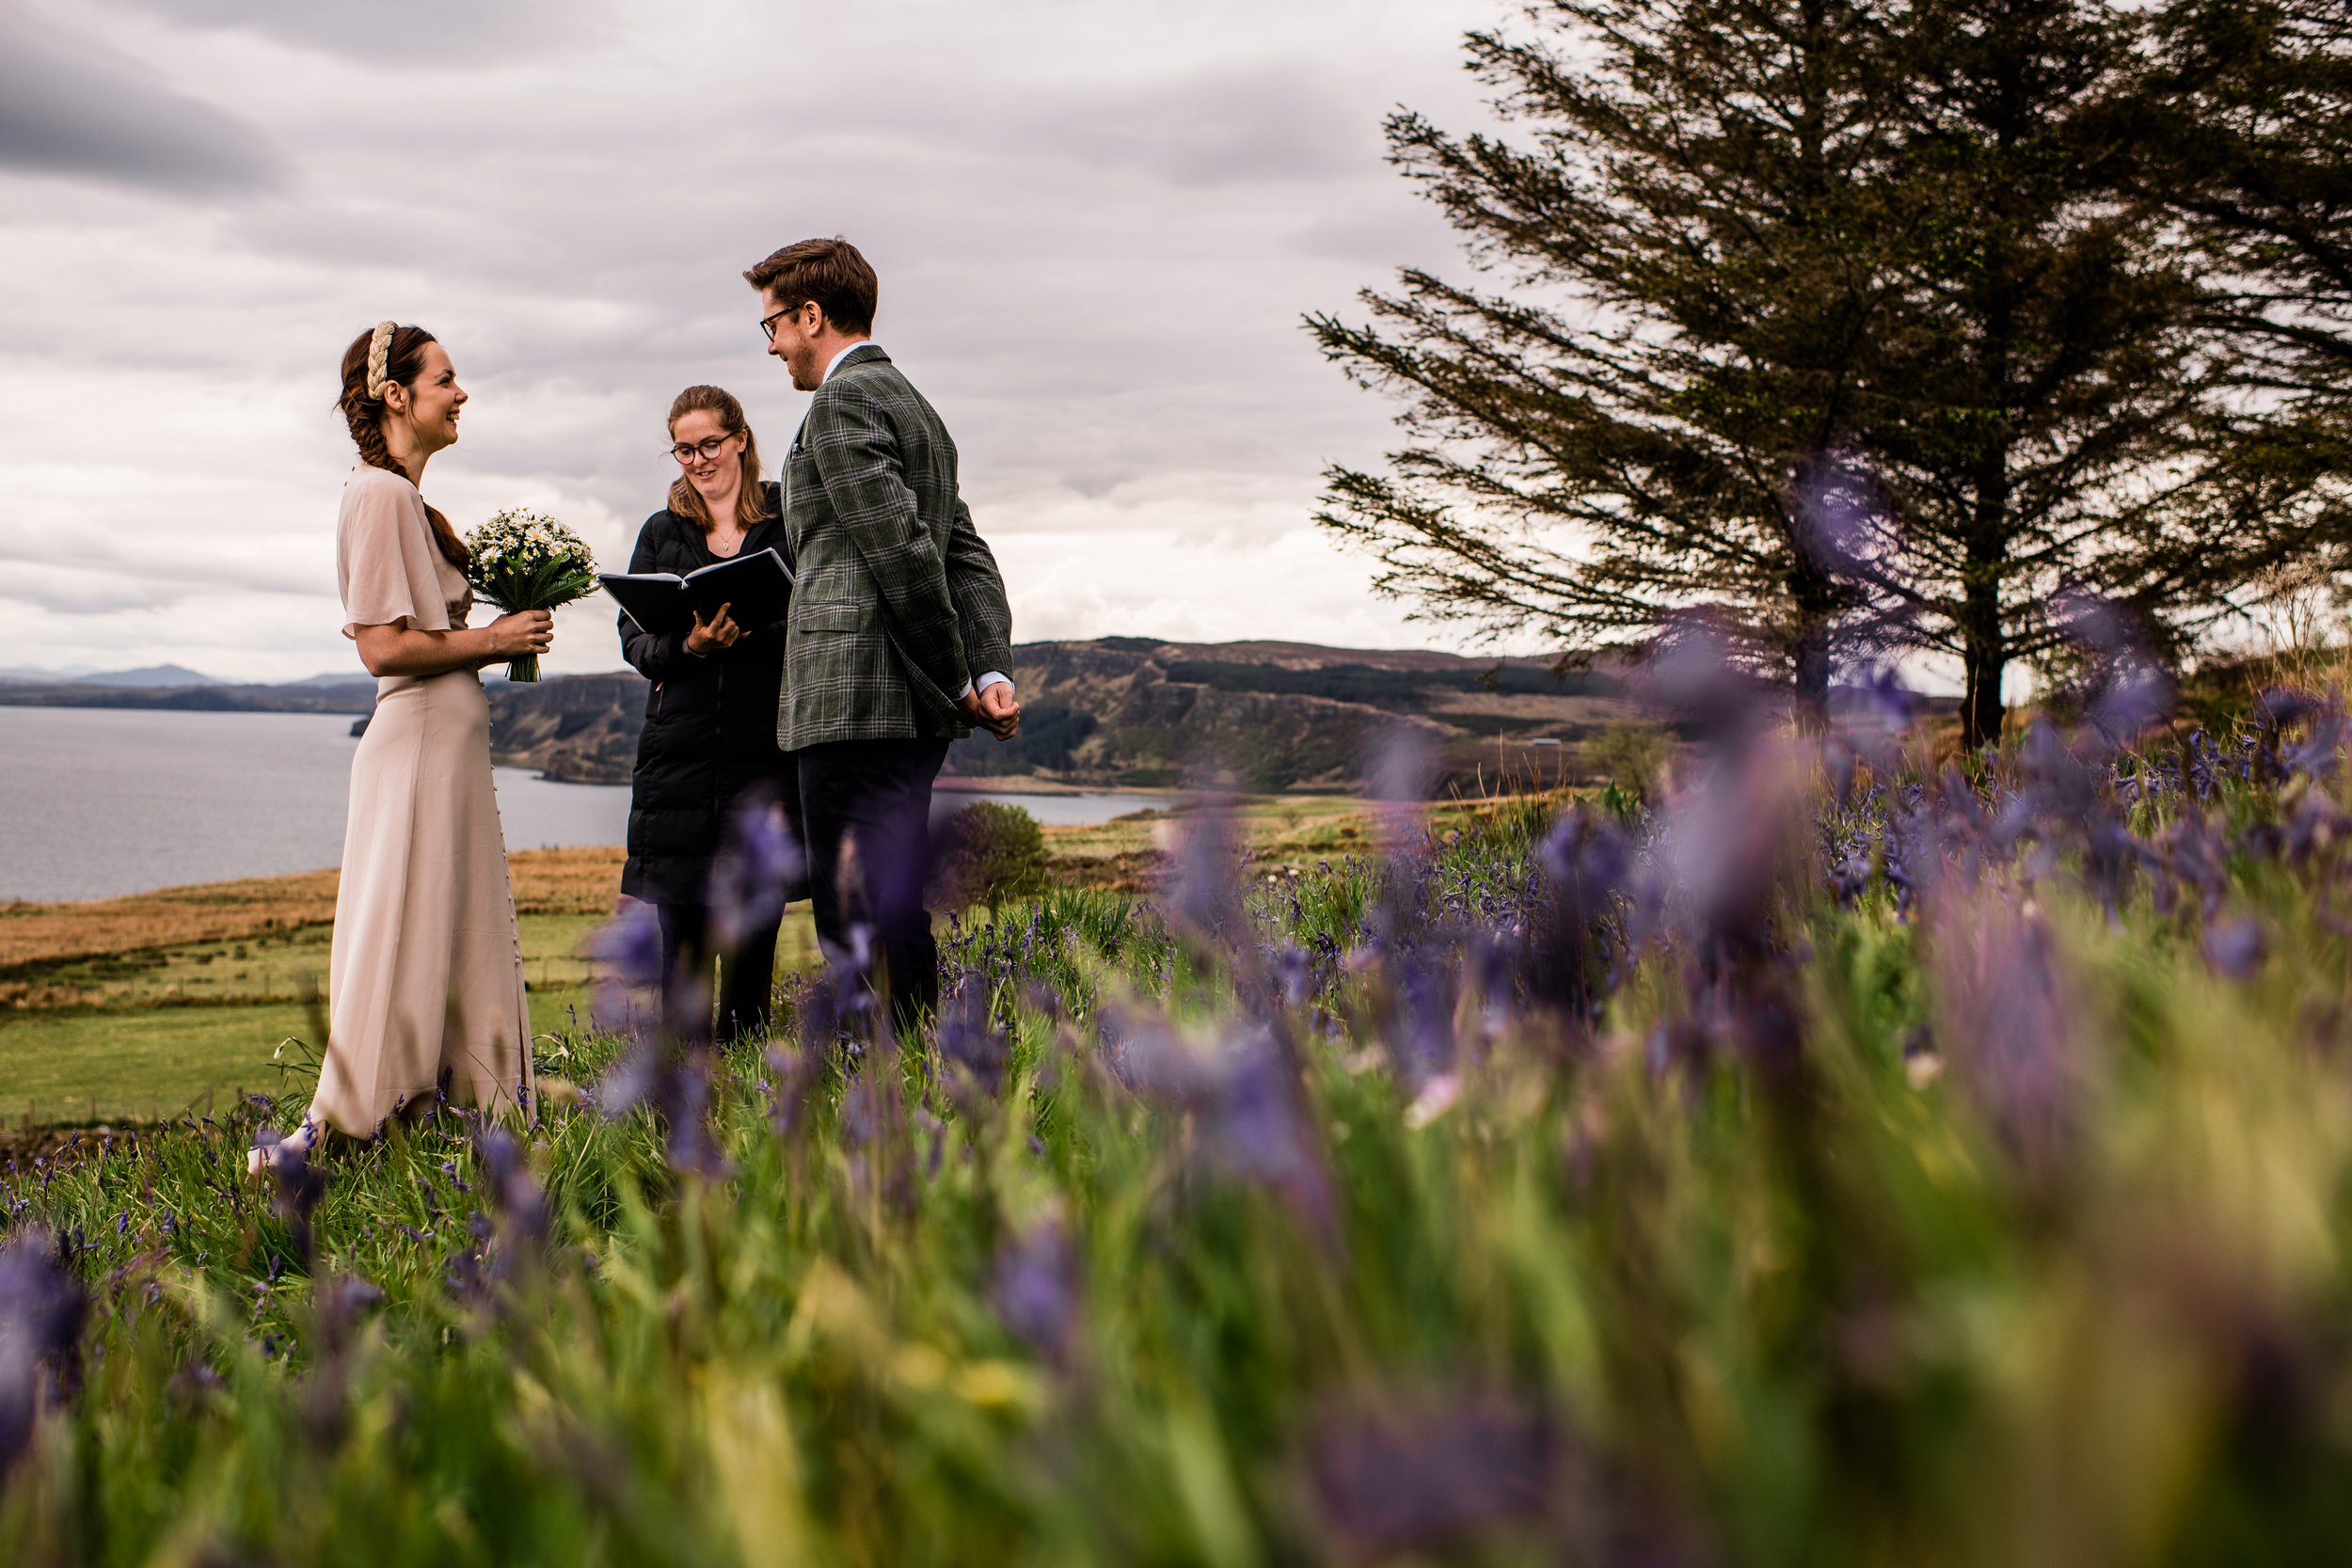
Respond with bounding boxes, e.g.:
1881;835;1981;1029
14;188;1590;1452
600;547;794;637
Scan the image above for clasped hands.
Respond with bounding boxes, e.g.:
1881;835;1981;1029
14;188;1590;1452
961;682;1021;741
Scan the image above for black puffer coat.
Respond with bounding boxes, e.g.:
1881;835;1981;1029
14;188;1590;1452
618;485;798;907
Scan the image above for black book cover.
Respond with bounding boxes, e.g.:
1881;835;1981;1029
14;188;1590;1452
600;548;794;637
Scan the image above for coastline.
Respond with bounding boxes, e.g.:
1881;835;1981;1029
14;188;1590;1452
932;776;1170;798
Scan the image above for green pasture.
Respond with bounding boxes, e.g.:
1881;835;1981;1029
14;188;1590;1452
0;911;823;1124
0;794;1385;1127
0;996;594;1128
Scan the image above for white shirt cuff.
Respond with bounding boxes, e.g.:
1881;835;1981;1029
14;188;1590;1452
974;671;1011;695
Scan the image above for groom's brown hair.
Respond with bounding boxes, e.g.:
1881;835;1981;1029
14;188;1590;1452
746;237;878;336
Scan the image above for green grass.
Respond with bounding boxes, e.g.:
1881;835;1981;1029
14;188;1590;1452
0;791;1388;1124
0;990;596;1126
0;906;830;1124
7;912;608;1008
5;752;2351;1564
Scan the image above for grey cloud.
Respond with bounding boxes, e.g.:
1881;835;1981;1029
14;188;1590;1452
0;4;283;195
0;562;186;614
0;532;324;604
0;0;1502;677
101;0;596;64
1291;203;1458;268
1002;62;1372;189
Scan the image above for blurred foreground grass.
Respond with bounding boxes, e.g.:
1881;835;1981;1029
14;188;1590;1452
1;726;2348;1564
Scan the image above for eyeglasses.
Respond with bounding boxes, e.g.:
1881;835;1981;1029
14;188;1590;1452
669;434;740;465
759;301;804;343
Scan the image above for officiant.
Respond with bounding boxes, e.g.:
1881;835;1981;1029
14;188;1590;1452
617;384;803;1043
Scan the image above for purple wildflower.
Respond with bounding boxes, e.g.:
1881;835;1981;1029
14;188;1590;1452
257;1126;328;1267
2051;592;2174;748
477;1129;550;1248
0;1230;86;1473
934;984;1011;1117
990;1216;1079;1363
1305;1390;1558;1561
1927;890;2081;1173
589;900;664;990
2202;914;2268;980
707;790;804;951
1164;796;1245;942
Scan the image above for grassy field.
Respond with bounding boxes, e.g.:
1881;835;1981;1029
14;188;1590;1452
0;802;1381;1125
0;848;809;1125
0;694;2347;1562
0;851;629;1125
0;975;613;1127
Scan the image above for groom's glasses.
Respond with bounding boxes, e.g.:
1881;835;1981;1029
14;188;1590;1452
669;435;739;465
759;302;804;343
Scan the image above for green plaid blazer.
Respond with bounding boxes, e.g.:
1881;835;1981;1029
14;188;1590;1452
776;345;1015;750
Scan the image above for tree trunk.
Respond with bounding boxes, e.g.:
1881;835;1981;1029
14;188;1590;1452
1959;562;2006;752
1792;619;1833;736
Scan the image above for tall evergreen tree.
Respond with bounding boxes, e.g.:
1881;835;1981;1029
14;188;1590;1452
1857;0;2243;746
1308;0;1916;725
1320;0;2298;746
2132;0;2352;584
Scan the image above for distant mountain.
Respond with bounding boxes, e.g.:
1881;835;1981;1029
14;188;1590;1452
0;639;1664;794
472;639;1637;792
76;665;220;689
0;674;373;716
934;639;1628;791
483;674;648;783
285;672;380;689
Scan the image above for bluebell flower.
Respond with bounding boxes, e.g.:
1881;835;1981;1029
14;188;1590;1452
1305;1390;1556;1560
2203;914;2268;980
707;791;805;951
589;901;664;990
990;1217;1078;1362
0;1230;86;1473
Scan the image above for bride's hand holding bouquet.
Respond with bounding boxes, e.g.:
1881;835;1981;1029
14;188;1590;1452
482;607;554;672
465;508;599;681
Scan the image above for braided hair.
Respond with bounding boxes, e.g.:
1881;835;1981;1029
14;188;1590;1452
336;324;469;568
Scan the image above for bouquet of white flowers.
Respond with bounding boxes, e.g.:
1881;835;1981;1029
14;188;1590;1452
464;508;599;682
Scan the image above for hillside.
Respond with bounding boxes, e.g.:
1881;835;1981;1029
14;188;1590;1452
0;678;375;714
471;639;1635;791
0;639;1649;793
935;637;1634;791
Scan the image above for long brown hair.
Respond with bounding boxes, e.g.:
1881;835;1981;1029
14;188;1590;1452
666;385;769;532
336;324;469;568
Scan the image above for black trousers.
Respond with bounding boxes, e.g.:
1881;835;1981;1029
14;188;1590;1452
655;900;783;1045
796;736;951;1028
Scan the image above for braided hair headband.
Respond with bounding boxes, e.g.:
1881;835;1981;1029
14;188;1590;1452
364;320;397;400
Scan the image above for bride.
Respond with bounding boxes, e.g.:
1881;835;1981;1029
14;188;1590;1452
252;322;550;1174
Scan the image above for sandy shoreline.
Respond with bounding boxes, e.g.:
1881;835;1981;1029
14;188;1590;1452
930;777;1169;798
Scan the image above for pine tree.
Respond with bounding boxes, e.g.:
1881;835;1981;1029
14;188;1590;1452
2131;0;2352;588
1318;0;2299;747
1308;0;1916;726
1858;0;2242;747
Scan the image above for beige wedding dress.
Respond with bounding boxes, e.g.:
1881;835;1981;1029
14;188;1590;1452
310;465;533;1134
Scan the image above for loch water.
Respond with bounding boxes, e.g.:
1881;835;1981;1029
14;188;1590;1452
0;706;1168;903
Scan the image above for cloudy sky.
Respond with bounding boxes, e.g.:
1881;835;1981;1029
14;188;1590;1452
0;0;1518;684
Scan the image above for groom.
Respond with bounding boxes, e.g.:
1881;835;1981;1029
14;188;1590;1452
749;236;1019;1025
